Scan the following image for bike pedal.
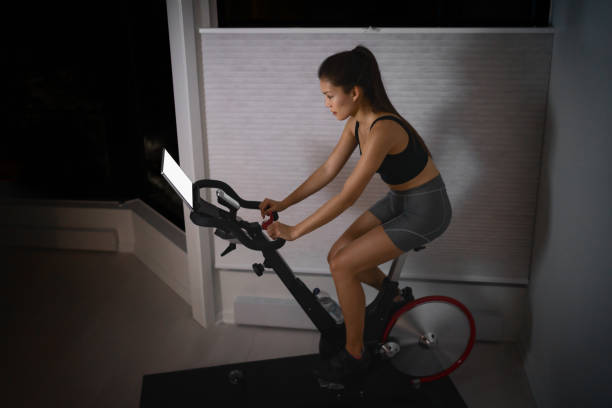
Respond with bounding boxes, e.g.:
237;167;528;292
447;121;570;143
319;384;367;404
318;376;368;393
318;378;344;390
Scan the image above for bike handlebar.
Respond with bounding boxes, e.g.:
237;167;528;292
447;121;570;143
190;179;286;251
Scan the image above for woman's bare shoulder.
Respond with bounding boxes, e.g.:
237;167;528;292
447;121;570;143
369;115;411;152
371;115;407;136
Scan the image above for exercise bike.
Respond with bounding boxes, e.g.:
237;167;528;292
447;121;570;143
187;177;476;396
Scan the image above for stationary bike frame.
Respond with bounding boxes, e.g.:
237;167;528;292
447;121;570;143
189;179;475;383
189;179;405;352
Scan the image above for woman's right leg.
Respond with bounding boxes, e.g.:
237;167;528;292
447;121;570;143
327;210;382;269
328;210;401;297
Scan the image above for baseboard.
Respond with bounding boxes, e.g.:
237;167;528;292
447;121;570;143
0;200;134;252
234;295;504;341
234;296;317;330
0;225;119;252
0;199;191;307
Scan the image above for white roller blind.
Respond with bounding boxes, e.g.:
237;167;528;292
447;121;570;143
199;29;553;284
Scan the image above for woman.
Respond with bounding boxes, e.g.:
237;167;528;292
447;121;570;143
259;45;452;383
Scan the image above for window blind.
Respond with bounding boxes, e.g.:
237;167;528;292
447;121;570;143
199;30;553;284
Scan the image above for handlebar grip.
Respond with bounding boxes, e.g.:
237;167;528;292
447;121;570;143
193;179;260;210
191;179;286;250
261;212;278;230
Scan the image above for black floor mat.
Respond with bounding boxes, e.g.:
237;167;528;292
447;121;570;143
141;353;468;407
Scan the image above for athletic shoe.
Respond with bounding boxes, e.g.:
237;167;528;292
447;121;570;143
314;347;371;387
389;286;414;316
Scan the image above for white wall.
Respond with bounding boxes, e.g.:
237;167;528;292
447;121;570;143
521;1;612;407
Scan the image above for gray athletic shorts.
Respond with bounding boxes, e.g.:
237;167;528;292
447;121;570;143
369;174;452;252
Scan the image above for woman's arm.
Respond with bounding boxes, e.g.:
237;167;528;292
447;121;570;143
283;119;358;208
293;125;394;239
282;164;334;208
294;193;354;238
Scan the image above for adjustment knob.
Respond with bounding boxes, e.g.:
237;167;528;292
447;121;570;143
252;263;264;277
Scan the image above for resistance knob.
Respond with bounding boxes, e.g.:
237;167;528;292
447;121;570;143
252;263;264;277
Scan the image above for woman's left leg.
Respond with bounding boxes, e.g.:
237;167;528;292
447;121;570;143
328;224;405;358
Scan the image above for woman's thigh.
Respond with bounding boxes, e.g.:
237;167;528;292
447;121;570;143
382;187;452;252
327;209;382;263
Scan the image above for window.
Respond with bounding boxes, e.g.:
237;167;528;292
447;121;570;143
218;0;550;28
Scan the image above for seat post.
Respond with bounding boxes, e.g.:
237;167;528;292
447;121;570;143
387;252;410;282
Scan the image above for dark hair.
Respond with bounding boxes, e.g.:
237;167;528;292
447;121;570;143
318;45;432;158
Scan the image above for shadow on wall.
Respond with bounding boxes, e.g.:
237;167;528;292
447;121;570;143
518;0;591;358
407;34;552;334
417;33;547;268
519;99;554;356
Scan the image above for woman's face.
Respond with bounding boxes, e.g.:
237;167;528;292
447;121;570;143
319;79;357;120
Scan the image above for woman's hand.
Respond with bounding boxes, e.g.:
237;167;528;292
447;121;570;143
259;198;297;240
265;221;298;241
259;198;287;218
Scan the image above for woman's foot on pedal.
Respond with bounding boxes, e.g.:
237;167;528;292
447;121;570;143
390;287;413;315
314;347;371;387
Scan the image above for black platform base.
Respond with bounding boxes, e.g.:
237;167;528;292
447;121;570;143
141;353;468;407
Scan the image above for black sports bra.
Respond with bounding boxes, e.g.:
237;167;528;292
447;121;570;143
355;115;429;185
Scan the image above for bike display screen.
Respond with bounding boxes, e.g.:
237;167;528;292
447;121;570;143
161;149;193;209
